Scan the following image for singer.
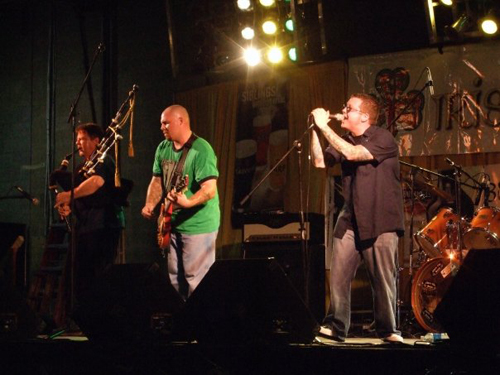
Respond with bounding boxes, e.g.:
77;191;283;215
54;123;125;310
310;94;404;343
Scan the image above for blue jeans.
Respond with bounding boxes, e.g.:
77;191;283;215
168;230;218;300
324;230;400;339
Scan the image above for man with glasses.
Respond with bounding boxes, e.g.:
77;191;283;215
310;93;404;343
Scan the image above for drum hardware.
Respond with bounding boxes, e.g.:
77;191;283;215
400;159;482;334
462;174;499;249
398;161;461;332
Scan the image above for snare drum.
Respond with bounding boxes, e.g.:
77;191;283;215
463;206;500;250
411;257;456;333
414;207;460;258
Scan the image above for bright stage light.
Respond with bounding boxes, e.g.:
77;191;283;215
285;18;294;32
237;0;252;11
267;47;283;63
480;19;498;35
480;10;499;35
244;47;261;66
259;0;275;7
241;27;255;40
288;47;297;62
440;0;453;6
262;20;277;35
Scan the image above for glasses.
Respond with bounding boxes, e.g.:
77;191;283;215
343;104;365;115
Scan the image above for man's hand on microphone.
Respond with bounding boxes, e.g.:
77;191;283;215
311;108;331;131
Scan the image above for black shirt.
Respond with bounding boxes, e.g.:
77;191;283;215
325;125;404;241
74;154;124;235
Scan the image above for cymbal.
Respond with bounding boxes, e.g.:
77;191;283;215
402;176;453;201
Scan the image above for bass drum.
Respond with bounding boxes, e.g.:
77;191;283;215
411;257;456;333
463;206;500;250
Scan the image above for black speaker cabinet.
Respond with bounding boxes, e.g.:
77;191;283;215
0;284;38;340
243;242;325;323
73;263;184;343
180;259;319;345
434;249;500;350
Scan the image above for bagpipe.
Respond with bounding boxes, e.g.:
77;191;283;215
50;85;138;207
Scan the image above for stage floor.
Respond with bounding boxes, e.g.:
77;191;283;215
2;332;499;375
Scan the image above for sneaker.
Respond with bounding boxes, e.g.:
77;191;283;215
318;326;345;342
383;333;404;343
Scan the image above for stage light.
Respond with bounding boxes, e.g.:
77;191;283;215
285;18;294;32
444;13;471;40
237;0;252;11
244;47;261;67
259;0;275;7
288;47;297;62
480;18;498;34
440;0;453;6
267;47;283;64
262;20;278;35
480;10;499;35
241;27;255;40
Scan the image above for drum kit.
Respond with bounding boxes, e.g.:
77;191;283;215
400;160;498;333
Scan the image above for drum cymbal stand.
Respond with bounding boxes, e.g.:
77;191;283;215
398;161;450;334
398;166;418;331
445;158;478;266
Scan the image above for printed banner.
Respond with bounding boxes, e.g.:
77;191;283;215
348;41;500;156
232;77;289;227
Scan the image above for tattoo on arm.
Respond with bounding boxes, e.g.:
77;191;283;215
321;127;373;161
310;130;326;168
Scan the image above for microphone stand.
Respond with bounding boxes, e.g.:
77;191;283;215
444;158;482;266
64;42;105;322
239;122;315;308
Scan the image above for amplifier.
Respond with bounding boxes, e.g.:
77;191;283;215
242;212;324;244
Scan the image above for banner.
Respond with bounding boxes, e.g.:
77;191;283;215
232;77;289;227
349;41;500;156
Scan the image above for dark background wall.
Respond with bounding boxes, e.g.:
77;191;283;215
0;0;174;281
0;0;433;285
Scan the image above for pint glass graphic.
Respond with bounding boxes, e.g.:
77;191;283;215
233;139;257;210
252;113;271;166
268;129;288;192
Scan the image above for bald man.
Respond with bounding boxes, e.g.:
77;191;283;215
142;105;220;300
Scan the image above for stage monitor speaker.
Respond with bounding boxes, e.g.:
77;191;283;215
73;263;184;343
434;249;500;351
180;259;319;345
0;284;38;340
242;242;325;324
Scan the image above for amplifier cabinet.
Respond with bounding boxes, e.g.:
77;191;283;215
243;241;325;324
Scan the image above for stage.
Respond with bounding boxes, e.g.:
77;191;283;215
2;332;499;375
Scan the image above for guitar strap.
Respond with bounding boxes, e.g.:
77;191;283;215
169;132;197;191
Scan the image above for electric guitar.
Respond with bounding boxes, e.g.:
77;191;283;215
157;175;189;251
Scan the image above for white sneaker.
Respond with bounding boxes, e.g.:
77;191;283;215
319;326;333;337
318;326;344;342
383;333;404;343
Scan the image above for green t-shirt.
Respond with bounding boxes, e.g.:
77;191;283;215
153;136;220;234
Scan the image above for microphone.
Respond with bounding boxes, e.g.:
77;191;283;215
329;113;344;121
426;67;435;96
14;186;39;206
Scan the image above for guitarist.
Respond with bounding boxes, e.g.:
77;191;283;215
141;105;220;300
